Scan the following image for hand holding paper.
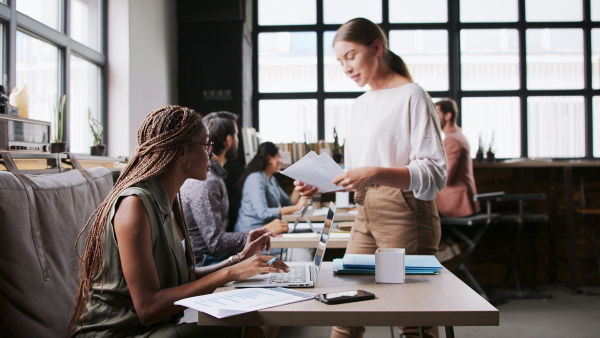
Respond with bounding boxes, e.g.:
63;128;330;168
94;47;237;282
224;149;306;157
280;152;344;193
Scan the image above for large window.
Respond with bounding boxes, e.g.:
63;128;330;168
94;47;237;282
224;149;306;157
254;0;600;159
2;0;105;153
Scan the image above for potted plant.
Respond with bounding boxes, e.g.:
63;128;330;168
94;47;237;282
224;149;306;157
332;127;343;164
486;131;495;162
475;132;485;162
50;95;67;153
88;108;106;156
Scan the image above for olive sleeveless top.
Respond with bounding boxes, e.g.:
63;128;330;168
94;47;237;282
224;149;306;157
73;176;195;337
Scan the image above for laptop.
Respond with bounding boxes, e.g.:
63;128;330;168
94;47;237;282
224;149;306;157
289;205;318;233
232;203;337;288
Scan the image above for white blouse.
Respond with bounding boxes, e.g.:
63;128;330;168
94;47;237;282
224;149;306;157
345;83;447;201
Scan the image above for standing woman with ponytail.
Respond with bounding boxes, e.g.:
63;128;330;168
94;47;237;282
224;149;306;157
329;18;447;338
68;106;288;338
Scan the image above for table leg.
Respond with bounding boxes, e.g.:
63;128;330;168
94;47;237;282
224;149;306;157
445;326;455;338
564;166;578;291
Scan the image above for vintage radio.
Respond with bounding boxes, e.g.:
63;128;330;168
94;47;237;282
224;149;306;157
0;114;51;152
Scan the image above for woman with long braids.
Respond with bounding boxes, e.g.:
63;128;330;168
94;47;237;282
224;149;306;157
68;106;288;337
234;142;309;234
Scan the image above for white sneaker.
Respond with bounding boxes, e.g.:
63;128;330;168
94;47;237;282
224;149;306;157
435;246;455;263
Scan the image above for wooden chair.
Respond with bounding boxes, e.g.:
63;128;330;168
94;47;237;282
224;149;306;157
574;176;600;287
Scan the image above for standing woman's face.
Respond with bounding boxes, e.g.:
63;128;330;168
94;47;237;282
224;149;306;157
184;129;212;181
333;40;379;88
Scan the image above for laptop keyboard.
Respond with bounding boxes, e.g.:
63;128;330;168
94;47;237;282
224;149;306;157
269;265;307;284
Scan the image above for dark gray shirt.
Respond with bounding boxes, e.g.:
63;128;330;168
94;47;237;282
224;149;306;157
180;159;247;262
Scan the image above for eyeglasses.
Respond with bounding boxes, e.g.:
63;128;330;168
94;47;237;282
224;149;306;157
189;141;214;156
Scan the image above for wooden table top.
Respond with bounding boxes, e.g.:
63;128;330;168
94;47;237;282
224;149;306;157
270;233;349;248
197;262;499;327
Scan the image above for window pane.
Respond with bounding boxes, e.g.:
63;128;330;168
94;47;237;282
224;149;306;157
528;96;584;158
325;99;354;143
593;29;600;89
259;32;317;93
525;0;582;22
71;0;101;51
324;31;368;92
460;0;518;22
70;55;101;154
461;29;519;90
15;32;59;123
258;0;316;25
323;0;382;24
526;29;584;90
462;97;521;159
594;97;600;157
593;0;600;21
389;0;446;23
17;0;61;31
389;30;448;91
259;100;317;143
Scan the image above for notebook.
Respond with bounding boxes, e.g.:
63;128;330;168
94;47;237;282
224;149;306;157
232;203;337;288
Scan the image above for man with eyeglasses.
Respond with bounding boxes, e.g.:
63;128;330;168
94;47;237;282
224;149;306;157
180;111;288;266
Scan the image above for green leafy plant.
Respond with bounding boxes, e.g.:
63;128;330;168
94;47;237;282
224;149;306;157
52;95;66;142
487;131;495;154
332;127;341;154
477;132;484;154
88;108;104;146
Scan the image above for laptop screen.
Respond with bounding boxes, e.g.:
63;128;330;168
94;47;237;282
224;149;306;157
312;202;336;278
291;205;310;232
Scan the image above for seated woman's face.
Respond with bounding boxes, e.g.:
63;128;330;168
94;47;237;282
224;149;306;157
186;130;212;181
266;151;283;174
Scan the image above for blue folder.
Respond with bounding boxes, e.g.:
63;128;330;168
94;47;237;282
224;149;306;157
333;258;441;275
341;254;443;270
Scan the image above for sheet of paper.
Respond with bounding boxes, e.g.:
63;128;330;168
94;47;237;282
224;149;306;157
279;152;344;193
175;288;314;319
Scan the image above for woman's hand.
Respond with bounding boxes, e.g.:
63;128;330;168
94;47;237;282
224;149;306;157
229;255;290;281
239;228;275;260
262;219;289;235
332;167;378;191
294;180;319;199
295;195;310;211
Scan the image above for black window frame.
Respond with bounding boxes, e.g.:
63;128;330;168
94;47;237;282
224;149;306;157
0;0;107;147
252;0;600;159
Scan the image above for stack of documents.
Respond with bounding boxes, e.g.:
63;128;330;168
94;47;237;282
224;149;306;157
175;288;315;319
279;151;344;193
333;254;443;275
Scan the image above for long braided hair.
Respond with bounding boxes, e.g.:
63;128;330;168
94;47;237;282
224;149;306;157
68;105;204;335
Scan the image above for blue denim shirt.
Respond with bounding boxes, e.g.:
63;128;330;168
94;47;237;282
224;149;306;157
234;171;292;233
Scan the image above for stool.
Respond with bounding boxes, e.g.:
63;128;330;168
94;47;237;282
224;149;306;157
493;193;550;300
440;191;504;300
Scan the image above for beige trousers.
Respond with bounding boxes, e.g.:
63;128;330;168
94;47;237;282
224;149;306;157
331;185;441;338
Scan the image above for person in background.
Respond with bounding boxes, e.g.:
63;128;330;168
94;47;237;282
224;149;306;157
180;111;288;266
68;106;288;338
327;17;447;338
235;142;310;233
434;98;480;262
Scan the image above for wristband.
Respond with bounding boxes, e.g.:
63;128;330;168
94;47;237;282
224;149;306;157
228;255;236;266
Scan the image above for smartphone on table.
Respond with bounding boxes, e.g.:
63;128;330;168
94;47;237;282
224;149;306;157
315;290;375;305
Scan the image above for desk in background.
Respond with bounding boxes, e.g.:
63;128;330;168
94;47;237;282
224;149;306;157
271;233;349;249
474;159;600;290
197;262;498;337
282;209;357;223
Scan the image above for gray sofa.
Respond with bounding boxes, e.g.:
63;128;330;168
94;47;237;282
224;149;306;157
0;165;113;337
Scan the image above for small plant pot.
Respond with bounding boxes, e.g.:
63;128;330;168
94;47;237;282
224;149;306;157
50;142;67;153
333;153;343;164
475;152;484;162
90;144;106;156
486;151;495;162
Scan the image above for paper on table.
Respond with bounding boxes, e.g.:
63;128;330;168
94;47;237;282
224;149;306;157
175;288;314;319
279;152;344;193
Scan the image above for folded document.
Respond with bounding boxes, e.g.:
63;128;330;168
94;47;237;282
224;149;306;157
175;288;314;319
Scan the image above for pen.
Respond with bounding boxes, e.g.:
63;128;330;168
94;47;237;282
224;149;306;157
267;257;277;265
